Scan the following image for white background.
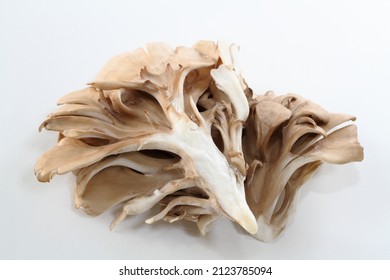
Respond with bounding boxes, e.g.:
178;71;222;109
0;0;389;259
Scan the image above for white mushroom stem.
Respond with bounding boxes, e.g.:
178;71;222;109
141;115;258;234
211;65;249;121
110;178;196;230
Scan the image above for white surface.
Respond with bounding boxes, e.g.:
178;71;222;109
1;0;389;259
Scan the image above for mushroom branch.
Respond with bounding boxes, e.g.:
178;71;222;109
243;92;363;241
35;41;363;240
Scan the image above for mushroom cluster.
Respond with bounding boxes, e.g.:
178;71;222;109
35;41;363;241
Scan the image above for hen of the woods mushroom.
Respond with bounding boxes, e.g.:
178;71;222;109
35;41;363;241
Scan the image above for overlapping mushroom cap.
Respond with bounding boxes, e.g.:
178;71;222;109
35;41;363;240
244;92;364;240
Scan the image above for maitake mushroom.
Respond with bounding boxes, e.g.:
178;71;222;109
35;41;363;241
